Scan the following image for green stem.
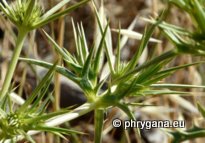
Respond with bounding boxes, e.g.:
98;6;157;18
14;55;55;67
171;127;205;143
0;29;28;99
94;109;104;143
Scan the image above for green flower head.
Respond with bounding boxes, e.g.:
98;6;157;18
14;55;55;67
0;0;43;30
0;0;90;31
9;0;43;29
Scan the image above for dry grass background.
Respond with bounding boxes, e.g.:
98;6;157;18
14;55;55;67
0;0;205;143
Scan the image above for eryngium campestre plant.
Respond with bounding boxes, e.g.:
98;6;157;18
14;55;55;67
21;1;205;143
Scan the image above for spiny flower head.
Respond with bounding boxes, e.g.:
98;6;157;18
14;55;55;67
0;0;90;31
10;0;43;29
0;112;33;140
0;0;43;30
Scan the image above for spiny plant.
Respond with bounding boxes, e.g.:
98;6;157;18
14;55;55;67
142;0;205;142
21;1;205;143
0;0;89;142
143;0;205;56
0;63;82;142
0;0;89;100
